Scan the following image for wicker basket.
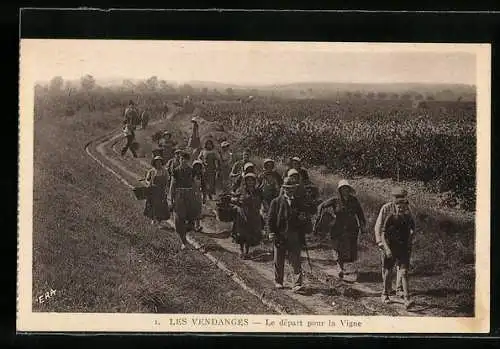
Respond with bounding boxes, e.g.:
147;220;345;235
132;186;151;200
216;203;236;222
152;148;163;157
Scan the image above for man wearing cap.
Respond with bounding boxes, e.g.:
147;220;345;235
374;186;416;308
267;177;309;292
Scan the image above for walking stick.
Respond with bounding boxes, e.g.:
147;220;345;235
304;239;313;273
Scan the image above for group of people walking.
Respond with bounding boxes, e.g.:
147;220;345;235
135;110;417;309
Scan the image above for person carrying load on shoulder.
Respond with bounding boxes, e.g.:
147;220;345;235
374;186;416;309
231;172;263;259
143;156;170;226
268;176;309;293
188;117;201;159
313;179;367;280
121;120;138;158
218;141;233;193
198;139;221;200
171;151;198;251
191;160;206;233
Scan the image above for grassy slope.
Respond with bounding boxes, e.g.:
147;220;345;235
32;108;273;314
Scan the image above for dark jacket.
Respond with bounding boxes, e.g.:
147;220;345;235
268;194;309;246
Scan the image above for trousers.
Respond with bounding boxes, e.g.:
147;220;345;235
121;135;137;157
274;241;303;286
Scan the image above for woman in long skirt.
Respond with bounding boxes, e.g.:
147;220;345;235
315;179;367;278
192;160;206;232
143;156;170;226
231;173;263;259
172;151;198;250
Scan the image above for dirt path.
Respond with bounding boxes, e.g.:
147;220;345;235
85;110;473;317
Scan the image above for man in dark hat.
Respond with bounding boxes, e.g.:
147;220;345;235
268;176;309;293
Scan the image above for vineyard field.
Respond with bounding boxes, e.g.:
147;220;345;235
198;99;476;210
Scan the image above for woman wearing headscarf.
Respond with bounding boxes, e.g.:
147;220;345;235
198;139;220;200
143;156;170;226
218;141;233;193
284;156;311;185
233;162;256;193
258;159;282;215
191;160;206;233
314;180;367;278
231;172;263;259
230;149;251;188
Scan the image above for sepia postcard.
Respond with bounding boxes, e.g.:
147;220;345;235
18;39;491;333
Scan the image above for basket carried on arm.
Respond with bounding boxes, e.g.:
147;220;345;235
215;192;237;222
132;186;151;200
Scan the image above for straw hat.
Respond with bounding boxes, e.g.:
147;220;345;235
263;158;275;165
291;156;301;162
221;141;230;148
287;168;299;177
151;155;164;167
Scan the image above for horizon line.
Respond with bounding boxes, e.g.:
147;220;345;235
36;77;476;88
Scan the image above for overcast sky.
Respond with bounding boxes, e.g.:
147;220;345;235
22;40;479;86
